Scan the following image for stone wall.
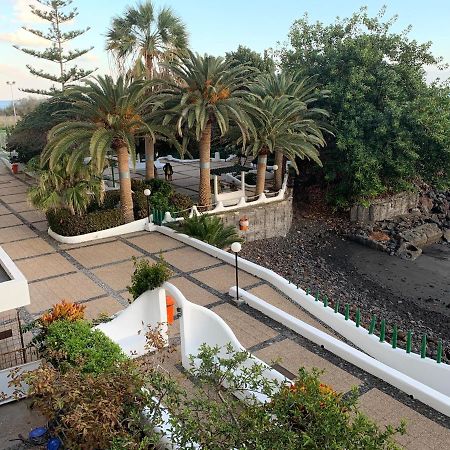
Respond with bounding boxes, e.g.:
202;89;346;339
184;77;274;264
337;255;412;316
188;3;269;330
350;191;419;223
215;193;293;242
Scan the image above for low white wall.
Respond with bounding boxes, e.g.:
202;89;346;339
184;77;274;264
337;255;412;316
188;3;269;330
156;226;450;402
48;217;149;244
0;360;41;405
95;288;167;357
0;246;30;313
232;287;450;417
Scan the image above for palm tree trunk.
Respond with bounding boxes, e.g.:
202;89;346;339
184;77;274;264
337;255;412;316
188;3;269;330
274;151;284;191
145;136;155;180
255;150;268;196
198;121;212;207
116;144;134;223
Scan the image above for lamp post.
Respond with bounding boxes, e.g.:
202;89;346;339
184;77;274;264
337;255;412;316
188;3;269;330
144;188;151;223
231;242;242;303
6;81;17;124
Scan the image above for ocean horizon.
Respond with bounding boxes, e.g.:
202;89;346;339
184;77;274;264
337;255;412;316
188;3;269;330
0;100;12;109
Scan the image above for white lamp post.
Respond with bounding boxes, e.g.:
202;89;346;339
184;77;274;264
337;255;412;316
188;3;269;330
6;81;17;124
144;188;151;222
272;164;278;172
231;241;242;303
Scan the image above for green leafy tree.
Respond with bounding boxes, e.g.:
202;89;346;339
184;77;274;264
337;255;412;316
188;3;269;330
106;0;188;180
225;45;275;74
41;75;162;223
6;97;76;162
14;0;95;95
159;51;257;206
280;7;450;205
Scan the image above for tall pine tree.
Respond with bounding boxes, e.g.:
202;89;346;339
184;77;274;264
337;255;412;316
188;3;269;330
14;0;95;95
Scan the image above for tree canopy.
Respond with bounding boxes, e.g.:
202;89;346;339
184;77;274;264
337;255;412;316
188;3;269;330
280;7;450;205
225;45;275;74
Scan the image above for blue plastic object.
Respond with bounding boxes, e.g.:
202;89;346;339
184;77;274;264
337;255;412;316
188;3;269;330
29;427;48;444
47;437;62;450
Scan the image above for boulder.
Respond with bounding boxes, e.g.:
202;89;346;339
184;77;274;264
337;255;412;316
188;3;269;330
400;223;443;247
444;229;450;243
397;242;422;261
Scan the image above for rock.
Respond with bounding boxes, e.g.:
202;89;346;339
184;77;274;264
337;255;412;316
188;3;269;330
419;195;434;214
397;242;422;261
401;223;443;247
444;229;450;243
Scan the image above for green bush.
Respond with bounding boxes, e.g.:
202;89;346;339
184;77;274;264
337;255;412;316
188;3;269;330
127;256;172;301
88;189;121;212
174;215;242;249
44;319;125;375
131;178;175;219
46;207;123;236
170;192;194;213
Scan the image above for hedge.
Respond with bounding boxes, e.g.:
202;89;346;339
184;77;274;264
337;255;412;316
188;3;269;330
47;207;123;236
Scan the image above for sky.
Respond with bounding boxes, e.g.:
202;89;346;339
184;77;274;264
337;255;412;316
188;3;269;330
0;0;449;100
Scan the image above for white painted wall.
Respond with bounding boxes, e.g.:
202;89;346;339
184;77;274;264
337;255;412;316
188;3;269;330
0;246;30;313
95;288;167;357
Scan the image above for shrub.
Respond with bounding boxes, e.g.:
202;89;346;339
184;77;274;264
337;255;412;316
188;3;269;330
46;207;123;236
127;256;172;301
170;192;194;214
87;189;121;212
131;178;174;219
44;319;126;375
174;215;242;249
40;300;85;327
23;360;156;449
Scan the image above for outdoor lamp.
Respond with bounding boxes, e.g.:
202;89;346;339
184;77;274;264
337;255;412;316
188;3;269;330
144;188;151;222
231;242;242;303
272;164;279;171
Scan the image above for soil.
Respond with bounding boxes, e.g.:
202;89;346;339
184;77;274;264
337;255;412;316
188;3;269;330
240;198;450;361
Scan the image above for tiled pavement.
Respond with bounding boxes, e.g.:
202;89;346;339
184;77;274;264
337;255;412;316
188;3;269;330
0;164;449;448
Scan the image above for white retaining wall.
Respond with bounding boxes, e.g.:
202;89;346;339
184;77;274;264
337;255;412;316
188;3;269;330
0;246;30;313
0;360;41;405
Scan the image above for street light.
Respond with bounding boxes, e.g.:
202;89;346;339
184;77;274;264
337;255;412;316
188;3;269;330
144;188;151;223
6;81;17;124
272;164;278;171
231;242;242;303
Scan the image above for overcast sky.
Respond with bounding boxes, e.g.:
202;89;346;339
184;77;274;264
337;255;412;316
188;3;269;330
1;0;449;100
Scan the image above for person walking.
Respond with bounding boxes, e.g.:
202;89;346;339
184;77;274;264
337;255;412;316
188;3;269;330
163;162;174;181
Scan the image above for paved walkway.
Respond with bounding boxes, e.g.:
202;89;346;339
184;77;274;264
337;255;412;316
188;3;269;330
0;164;449;449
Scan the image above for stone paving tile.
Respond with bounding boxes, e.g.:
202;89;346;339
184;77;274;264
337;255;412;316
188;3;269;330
126;233;182;254
0;225;37;243
28;272;106;314
67;240;143;268
248;284;337;337
7;201;35;213
211;303;278;348
0;205;9;215
83;296;124;321
1;193;28;204
91;258;145;292
15;253;76;282
163;246;220;272
0;213;23;228
254;339;361;393
170;277;220;306
358;389;450;449
1;238;55;260
32;221;49;232
0;184;29;195
19;210;47;223
192;264;259;293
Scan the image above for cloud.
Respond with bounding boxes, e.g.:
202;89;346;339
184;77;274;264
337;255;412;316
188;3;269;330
0;28;47;47
13;0;48;24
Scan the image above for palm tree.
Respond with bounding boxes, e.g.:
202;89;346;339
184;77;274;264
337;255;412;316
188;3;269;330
28;155;103;216
159;51;257;207
41;75;157;223
251;72;328;190
245;94;327;196
106;1;188;180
